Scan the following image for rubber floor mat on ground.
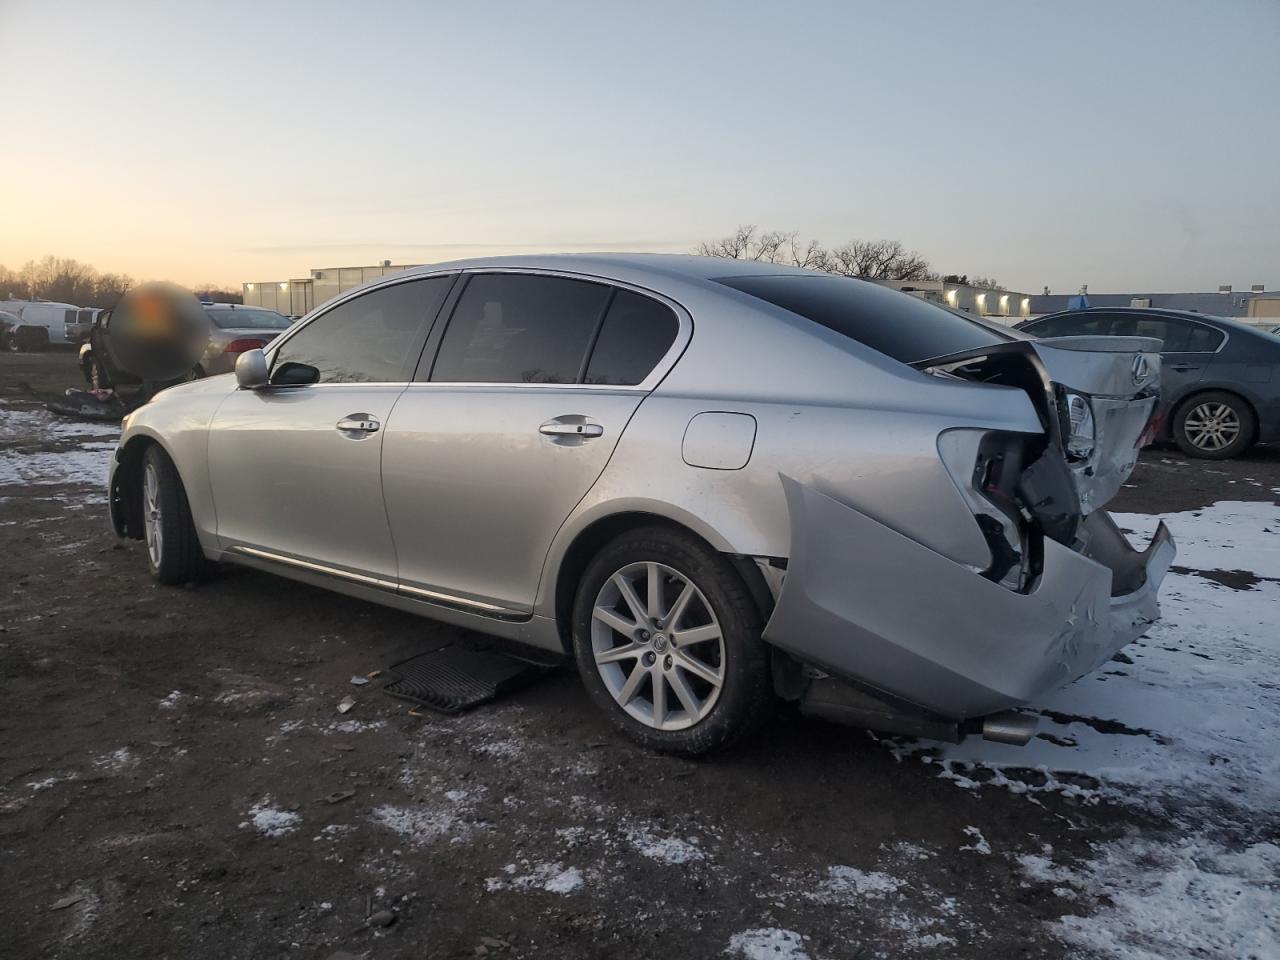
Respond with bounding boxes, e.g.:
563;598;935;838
382;645;555;714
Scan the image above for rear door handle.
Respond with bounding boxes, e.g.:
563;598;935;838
336;415;380;435
1167;364;1202;372
539;418;604;439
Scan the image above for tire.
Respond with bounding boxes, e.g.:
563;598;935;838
1172;391;1255;460
14;327;49;352
571;525;772;755
141;445;205;585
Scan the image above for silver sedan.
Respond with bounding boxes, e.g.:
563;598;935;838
108;255;1174;754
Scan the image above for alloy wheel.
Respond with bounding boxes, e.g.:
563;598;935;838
143;461;163;567
1183;401;1241;452
590;561;725;731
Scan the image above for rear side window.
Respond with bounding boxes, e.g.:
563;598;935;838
430;274;612;384
584;290;679;385
272;276;452;383
1185;324;1224;352
717;275;1007;364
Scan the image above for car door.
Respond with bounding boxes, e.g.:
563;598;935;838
381;272;684;615
207;275;455;580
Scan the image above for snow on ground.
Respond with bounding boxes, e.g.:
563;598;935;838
919;501;1280;819
727;928;811;960
0;402;119;488
245;798;301;838
897;500;1280;959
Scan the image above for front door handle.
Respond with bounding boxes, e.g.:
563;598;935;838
336;414;380;436
1167;364;1202;373
539;418;604;439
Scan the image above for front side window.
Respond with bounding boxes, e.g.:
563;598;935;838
584;290;679;385
272;276;452;383
430;274;612;384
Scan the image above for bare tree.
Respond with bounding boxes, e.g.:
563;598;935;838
695;227;933;280
827;239;933;281
191;285;243;304
969;275;1006;291
0;256;134;308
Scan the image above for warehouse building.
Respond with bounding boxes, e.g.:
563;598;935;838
241;261;417;316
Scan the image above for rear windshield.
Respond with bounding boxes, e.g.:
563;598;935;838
717;275;1011;364
206;307;292;330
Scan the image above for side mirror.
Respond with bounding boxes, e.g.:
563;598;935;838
235;348;269;389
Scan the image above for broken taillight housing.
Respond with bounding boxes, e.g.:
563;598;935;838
224;338;267;355
1063;391;1096;461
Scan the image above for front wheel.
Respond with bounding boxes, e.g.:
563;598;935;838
141;446;206;585
571;526;772;755
1173;391;1255;459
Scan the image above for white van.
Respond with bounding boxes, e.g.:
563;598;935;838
0;300;79;351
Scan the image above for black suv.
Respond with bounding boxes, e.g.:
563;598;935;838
1017;308;1280;459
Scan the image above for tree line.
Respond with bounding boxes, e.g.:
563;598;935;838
695;226;1003;288
0;255;241;308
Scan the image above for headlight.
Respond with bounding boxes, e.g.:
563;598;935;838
1064;392;1095;460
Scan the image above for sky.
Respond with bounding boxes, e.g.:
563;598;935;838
1;0;1278;294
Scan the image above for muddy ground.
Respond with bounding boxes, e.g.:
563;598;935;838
2;351;1277;960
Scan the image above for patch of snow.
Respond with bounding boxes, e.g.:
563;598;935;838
325;719;386;735
248;798;300;838
626;825;705;865
726;928;810;960
92;747;135;771
0;447;115;487
809;864;905;903
158;691;183;710
485;861;585;895
370;789;474;846
475;737;523;759
960;826;992;855
1022;836;1280;960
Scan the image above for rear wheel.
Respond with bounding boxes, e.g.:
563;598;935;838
1173;391;1255;459
571;526;772;755
141;445;205;585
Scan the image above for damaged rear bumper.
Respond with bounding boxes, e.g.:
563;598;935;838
763;477;1175;721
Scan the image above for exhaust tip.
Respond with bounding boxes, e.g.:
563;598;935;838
981;710;1038;746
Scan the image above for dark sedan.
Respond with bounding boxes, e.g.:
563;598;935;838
1016;308;1280;459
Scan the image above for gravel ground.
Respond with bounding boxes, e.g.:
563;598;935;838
2;351;1277;960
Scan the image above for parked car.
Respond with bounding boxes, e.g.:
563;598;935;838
81;302;293;388
108;255;1174;754
0;310;20;350
1016;308;1280;459
65;307;101;345
0;299;80;351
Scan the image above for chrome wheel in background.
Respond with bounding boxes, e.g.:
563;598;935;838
590;561;725;731
1182;401;1241;453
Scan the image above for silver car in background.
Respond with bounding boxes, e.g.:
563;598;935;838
108;254;1174;754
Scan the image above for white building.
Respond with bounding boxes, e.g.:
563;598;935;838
874;279;1032;323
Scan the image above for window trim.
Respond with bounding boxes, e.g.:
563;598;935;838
411;268;691;392
263;271;460;386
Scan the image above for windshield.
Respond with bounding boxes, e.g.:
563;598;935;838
206;307;292;330
717;274;1011;364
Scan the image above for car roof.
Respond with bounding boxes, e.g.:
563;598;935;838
393;252;822;285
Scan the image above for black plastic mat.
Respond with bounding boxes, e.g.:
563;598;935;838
382;646;554;714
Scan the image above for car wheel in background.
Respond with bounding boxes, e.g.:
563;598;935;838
12;327;49;352
1173;391;1255;460
141;445;206;585
571;525;772;755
